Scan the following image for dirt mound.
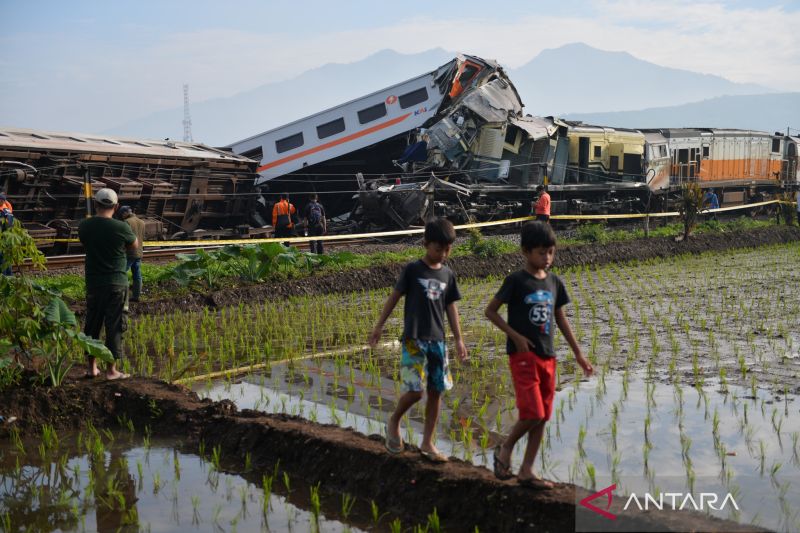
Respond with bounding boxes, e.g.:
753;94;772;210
109;225;800;317
0;373;762;532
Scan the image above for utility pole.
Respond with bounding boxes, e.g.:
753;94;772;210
183;84;193;143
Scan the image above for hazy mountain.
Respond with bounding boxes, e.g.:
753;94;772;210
104;48;454;146
106;44;778;146
562;93;800;133
512;43;773;116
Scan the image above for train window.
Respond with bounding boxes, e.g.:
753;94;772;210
702;145;709;158
772;138;781;153
275;133;304;154
358;103;387;124
317;118;346;139
659;145;667;157
399;88;428;109
241;146;264;161
593;146;601;158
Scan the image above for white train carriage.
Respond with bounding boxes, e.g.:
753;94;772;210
227;62;457;185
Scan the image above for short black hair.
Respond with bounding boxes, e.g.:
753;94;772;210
279;193;288;200
310;193;318;201
521;221;556;251
424;218;456;245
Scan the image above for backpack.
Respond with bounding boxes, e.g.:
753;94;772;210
308;202;323;227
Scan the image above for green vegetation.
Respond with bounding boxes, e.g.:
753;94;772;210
0;225;113;386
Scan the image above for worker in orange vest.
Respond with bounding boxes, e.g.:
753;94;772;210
0;193;12;214
533;185;551;223
272;194;297;239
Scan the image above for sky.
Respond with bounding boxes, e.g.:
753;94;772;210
1;0;799;133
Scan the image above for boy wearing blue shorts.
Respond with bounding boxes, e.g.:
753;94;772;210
369;218;468;462
485;221;593;488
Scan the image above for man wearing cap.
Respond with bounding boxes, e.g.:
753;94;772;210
119;206;145;302
78;188;138;380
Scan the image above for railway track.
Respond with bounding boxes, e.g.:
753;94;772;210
23;238;378;271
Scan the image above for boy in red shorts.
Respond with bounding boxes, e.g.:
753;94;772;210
485;221;593;488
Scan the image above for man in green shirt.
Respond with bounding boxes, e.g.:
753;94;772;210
119;206;145;302
79;188;138;379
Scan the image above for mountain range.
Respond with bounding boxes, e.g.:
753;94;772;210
105;44;797;146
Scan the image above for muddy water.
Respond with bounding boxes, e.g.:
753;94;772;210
200;367;800;532
0;433;368;532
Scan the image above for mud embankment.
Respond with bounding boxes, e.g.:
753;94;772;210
115;225;800;317
1;373;763;532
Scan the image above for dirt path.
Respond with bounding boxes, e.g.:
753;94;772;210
1;371;763;532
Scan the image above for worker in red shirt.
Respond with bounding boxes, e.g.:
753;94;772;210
0;193;12;214
533;185;551;223
272;194;297;238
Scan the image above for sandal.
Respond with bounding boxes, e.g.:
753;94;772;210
420;449;448;463
384;423;404;454
517;476;554;490
493;444;513;480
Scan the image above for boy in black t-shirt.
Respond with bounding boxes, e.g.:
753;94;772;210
485;221;593;489
369;219;468;462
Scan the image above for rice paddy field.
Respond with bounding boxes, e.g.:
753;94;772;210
3;240;800;531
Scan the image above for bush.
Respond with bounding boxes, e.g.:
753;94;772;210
466;228;509;258
575;223;609;244
0;225;113;386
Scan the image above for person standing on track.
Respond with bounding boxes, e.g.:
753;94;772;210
796;189;800;226
0;193;12;214
79;188;138;380
533;185;551;223
272;194;297;240
303;194;327;254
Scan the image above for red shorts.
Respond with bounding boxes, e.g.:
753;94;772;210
508;352;556;421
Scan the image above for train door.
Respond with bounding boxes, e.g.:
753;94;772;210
676;148;690;182
578;137;590;182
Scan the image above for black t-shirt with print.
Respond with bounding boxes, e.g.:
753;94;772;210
495;270;570;357
395;260;461;341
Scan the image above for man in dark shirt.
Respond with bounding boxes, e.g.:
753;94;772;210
79;188;137;380
302;194;327;254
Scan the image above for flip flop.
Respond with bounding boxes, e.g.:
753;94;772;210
517;476;554;490
420;449;448;463
384;424;403;454
106;372;131;381
493;444;513;480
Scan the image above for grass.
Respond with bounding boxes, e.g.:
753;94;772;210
33;216;780;303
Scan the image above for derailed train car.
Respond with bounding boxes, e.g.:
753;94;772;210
230;53;799;230
0;129;260;251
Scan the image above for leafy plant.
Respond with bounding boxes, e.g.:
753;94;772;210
466;228;510;258
678;182;704;239
0;225;113;385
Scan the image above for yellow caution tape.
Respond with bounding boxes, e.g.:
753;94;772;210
34;199;792;246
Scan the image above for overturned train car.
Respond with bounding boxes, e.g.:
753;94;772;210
0;129;260;252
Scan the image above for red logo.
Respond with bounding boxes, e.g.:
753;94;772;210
580;484;616;520
385;95;397;105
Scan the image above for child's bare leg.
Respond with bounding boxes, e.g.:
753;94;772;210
518;420;549;482
87;356;100;377
497;418;538;467
388;391;423;442
420;390;442;454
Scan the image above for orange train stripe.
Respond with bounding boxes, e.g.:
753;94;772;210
257;113;413;173
672;159;783;181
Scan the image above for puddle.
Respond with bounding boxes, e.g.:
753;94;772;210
0;431;369;532
199;364;800;532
